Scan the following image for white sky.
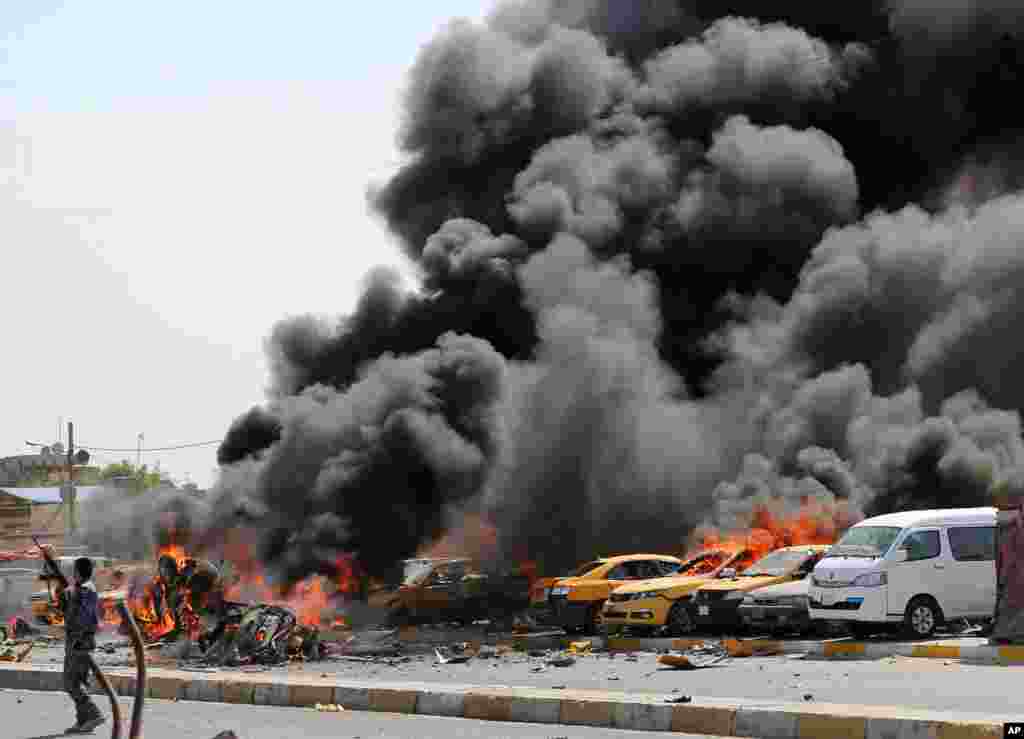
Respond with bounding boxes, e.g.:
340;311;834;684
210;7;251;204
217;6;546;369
1;1;492;487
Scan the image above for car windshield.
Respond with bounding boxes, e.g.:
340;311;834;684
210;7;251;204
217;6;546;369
831;526;903;557
679;553;727;576
571;561;604;577
402;560;436;585
740;550;814;577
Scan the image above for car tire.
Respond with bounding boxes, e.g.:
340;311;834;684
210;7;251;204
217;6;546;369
666;601;696;637
904;596;942;639
582;601;605;636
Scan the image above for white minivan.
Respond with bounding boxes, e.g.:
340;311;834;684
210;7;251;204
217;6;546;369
808;507;996;638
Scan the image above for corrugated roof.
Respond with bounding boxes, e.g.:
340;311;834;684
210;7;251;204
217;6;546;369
0;486;103;504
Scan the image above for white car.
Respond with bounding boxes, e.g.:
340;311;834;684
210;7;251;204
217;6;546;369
737;578;815;635
808;507;996;638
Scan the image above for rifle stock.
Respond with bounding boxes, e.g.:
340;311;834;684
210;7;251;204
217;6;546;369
32;535;69;589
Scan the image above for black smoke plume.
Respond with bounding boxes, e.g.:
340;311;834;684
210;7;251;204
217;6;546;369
213;1;1024;580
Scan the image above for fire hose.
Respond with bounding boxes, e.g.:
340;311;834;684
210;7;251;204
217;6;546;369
119;600;146;739
81;601;145;739
86;650;122;739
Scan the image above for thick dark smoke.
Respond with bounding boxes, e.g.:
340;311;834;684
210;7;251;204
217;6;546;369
212;1;1024;580
211;332;506;580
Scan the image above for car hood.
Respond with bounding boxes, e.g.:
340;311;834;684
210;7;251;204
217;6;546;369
746;579;810;599
700;575;789;593
813;556;883;583
612;575;710;594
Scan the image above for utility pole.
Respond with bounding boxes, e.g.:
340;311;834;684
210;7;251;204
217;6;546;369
62;421;77;539
137;432;144;469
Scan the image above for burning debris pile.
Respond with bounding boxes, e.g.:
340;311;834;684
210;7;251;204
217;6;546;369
83;1;1024;592
94;529;359;666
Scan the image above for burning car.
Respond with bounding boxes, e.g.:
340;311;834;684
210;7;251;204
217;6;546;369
601;549;755;636
544;554;686;635
370;558;531;627
691;545;831;633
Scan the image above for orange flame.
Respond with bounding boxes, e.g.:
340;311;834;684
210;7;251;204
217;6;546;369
688;499;856;564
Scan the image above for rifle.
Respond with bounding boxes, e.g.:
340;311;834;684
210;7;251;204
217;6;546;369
31;536;125;739
32;535;68;591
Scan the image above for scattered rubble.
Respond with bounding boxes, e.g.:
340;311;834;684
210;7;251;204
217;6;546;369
434;647;471;665
657;642;730;670
665;695;692;704
314;703;345;712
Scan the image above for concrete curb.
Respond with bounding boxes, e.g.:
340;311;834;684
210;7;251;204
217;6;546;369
602;636;1024;665
0;663;1012;738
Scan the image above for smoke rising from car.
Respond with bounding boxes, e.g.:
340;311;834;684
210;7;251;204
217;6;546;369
208;1;1024;580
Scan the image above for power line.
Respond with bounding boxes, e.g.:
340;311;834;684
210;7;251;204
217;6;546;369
75;439;222;452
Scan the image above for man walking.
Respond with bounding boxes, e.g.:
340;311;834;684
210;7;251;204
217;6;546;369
57;557;105;733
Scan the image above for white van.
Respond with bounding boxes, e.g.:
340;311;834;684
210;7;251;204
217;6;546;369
808;507;996;638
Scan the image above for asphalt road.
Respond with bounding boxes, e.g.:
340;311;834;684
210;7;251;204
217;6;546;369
22;639;1024;718
1;690;731;739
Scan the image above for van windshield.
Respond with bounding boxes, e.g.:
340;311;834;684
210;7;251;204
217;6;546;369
831;526;902;557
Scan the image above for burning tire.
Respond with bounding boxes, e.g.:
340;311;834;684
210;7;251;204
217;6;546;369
666;601;696;637
903;596;942;639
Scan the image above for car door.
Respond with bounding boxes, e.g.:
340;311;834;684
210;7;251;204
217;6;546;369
945;525;996;616
886;528;949;619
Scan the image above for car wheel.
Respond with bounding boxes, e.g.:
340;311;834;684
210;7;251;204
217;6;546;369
666;601;696;637
904;597;942;639
582;601;605;636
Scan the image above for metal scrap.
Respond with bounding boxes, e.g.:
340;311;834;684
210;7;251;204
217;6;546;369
657;642;730;670
665;695;692;704
434;647;471;664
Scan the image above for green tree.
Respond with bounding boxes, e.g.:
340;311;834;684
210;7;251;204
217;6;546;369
99;460;163;494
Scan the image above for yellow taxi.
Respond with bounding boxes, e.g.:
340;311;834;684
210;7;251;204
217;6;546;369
545;554;685;635
689;545;831;632
601;549;756;636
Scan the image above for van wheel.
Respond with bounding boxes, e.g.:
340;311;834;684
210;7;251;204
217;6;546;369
904;596;942;639
666;602;696;637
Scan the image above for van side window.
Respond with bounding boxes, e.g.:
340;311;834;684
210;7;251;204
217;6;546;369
948;526;996;562
903;530;940;561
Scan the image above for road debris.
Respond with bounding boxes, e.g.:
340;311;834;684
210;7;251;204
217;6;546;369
315;703;345;712
568;640;591;655
657;642;729;670
0;641;33;662
665;695;693;704
434;647;471;665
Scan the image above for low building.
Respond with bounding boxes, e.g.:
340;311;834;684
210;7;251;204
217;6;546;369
0;486;102;552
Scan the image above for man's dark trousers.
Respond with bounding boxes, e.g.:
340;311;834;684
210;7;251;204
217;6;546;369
63;641;101;724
